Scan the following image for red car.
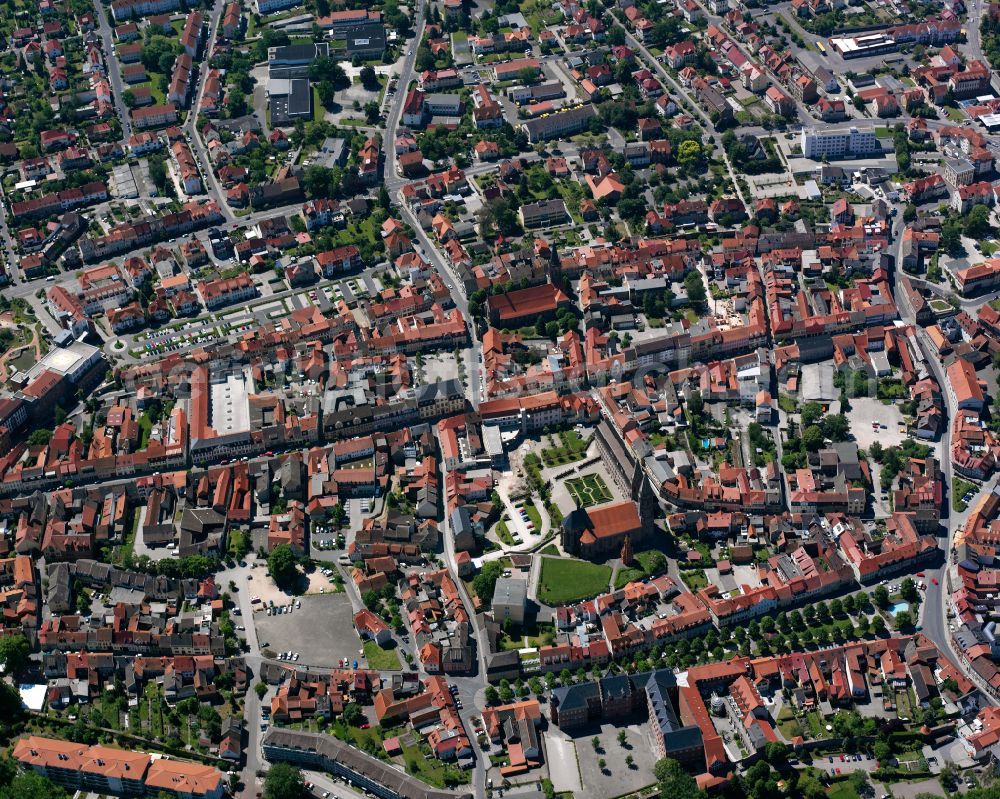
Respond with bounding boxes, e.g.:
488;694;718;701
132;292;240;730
931;578;939;586
916;572;925;577
359;723;370;730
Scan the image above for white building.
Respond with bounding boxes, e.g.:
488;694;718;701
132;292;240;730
492;578;528;625
801;126;880;160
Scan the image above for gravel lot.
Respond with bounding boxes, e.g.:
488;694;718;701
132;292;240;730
252;592;361;669
846;398;906;451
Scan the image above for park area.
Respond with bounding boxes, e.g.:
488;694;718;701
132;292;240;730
540;429;590;467
566;474;613;508
537;556;611;605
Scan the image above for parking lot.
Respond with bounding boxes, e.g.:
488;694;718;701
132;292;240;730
846;398;907;451
253;591;362;669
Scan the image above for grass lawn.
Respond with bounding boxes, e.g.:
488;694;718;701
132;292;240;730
540;429;589;467
540;544;559;556
613;549;668;589
110;510;140;567
227;529;248;559
680;570;707;591
537;557;611;605
330;214;381;251
312;86;325;121
566;474;612;508
400;743;470;788
363;641;402;671
804;710;825;738
496;519;515;546
778;394;797;413
524;501;543;531
776;706;802;740
330;720;392;754
827;781;861;799
132;79;166;106
137;409;154;448
944;105;966;122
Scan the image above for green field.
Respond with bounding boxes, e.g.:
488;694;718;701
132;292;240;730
566;474;613;508
537;557;611;605
363;641;401;671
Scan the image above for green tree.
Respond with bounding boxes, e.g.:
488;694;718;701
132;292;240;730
0;772;66;799
308;57;348;88
873;740;891;763
676;140;702;168
801;401;824;427
822;414;850;442
359;65;378;90
342;703;364;726
802;425;824;452
965;204;993;239
473;560;503;605
873;585;890;608
687;392;704;418
517;67;539;85
263;763;306;799
317;80;336;108
0;633;30;679
654;758;702;799
415;45;436;72
267;544;298;588
684;270;706;305
227;88;248;117
27;428;53;446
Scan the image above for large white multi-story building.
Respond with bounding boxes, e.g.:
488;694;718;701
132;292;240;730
801;126;880;160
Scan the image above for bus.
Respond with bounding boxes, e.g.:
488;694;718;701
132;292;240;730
816;40;827;55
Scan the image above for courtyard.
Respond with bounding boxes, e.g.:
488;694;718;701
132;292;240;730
544;720;660;798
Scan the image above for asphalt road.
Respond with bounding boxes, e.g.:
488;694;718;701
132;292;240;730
186;0;235;222
93;0;133;141
384;0;427;192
